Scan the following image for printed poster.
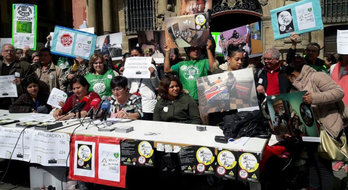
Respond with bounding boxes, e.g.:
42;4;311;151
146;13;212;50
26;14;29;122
30;131;70;166
51;26;97;60
74;141;96;178
216;149;238;179
12;4;37;50
0;127;34;162
165;13;210;48
123;57;152;79
237;152;260;182
180;0;212;15
266;91;319;137
196;68;258;114
98;143;121;182
95;32;122;60
137;31;165;63
337;30;348;55
271;0;323;40
121;140;155;167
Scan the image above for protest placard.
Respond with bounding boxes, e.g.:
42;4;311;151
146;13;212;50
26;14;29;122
137;31;165;63
51;26;97;60
270;0;323;40
12;4;37;50
0;75;17;98
180;0;212;15
337;30;348;55
95;32;122;60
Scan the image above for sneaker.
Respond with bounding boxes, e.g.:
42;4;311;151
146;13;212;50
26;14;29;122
332;161;344;171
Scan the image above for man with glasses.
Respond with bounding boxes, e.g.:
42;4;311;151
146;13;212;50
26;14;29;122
254;47;292;101
286;33;328;73
0;44;35;109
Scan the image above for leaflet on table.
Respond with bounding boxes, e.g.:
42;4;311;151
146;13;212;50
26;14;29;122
0;127;34;162
12;4;37;50
47;88;68;108
98;143;121;182
270;0;323;40
123;57;152;79
51;25;97;60
74;141;96;178
0;38;12;52
0;75;17;98
17;114;51;122
337;30;348;55
30;131;70;166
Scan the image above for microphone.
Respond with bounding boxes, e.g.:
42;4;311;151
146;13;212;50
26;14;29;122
100;101;111;121
87;98;101;119
67;96;90;115
94;96;107;117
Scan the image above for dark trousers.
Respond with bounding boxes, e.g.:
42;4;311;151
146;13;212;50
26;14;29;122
142;112;153;121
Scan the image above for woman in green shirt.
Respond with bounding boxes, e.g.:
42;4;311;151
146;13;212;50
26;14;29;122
84;54;119;98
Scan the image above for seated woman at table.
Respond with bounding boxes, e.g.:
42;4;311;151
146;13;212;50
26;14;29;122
84;53;119;98
9;76;51;114
53;75;100;120
109;76;143;120
153;75;202;124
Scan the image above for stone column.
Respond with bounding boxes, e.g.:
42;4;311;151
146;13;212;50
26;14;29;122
103;0;112;34
87;0;97;30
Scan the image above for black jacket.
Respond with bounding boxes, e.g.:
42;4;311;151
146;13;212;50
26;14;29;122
9;92;51;114
286;48;327;73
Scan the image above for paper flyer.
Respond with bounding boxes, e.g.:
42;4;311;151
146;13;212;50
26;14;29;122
123;57;152;79
337;30;348;55
0;75;18;98
12;4;37;50
98;143;121;182
47;88;68;109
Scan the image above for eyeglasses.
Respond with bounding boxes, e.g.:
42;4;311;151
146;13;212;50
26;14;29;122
112;87;123;92
3;49;15;53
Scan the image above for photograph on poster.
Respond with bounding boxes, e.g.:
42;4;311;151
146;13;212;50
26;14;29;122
196;68;258;114
266;91;319;137
219;22;262;58
95;33;122;60
137;31;165;60
276;9;295;35
165;13;210;48
180;0;212;15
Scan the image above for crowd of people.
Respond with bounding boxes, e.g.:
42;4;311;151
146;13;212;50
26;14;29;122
1;31;348;189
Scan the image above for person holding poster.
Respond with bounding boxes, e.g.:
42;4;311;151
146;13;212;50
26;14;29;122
9;76;51;113
126;47;160;120
284;57;345;190
286;33;328;73
84;54;118;98
0;44;35;109
163;39;215;101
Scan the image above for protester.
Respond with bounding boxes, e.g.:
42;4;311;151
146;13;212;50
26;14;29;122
153;75;201;124
35;48;64;92
284;56;345;190
53;75;100;120
324;53;338;74
84;53;118;98
31;52;41;71
215;45;244;73
126;47;160;120
163;39;215;101
287;33;328;73
0;44;35;109
60;56;89;94
9;76;51;114
109;76;142;120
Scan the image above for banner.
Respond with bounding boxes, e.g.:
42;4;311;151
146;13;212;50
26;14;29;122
69;135;126;188
51;26;97;60
12;4;37;50
95;32;122;61
270;0;323;40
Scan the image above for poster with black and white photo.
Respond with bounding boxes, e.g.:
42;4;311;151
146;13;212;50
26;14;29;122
276;9;295;35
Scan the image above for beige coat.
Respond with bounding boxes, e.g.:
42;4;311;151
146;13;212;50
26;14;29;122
292;65;345;138
35;63;64;92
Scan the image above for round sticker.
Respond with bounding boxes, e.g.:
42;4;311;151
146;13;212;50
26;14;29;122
238;169;248;179
238;153;259;173
277;11;292;26
195;14;206;26
216;166;226;176
77;145;92;162
138;156;146;165
196;163;206;173
77;158;84;166
196;147;215;165
217;150;237;170
49;74;55;80
196;25;201;30
138;141;154;158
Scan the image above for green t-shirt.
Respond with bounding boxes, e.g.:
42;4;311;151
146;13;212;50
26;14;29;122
85;69;115;98
171;59;209;100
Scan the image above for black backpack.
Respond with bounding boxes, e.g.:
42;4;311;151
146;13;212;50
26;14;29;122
219;110;271;139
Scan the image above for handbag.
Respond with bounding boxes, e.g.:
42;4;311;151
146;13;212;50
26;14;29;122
317;126;348;161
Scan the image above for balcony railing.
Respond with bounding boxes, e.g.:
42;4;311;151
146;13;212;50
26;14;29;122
323;0;348;23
